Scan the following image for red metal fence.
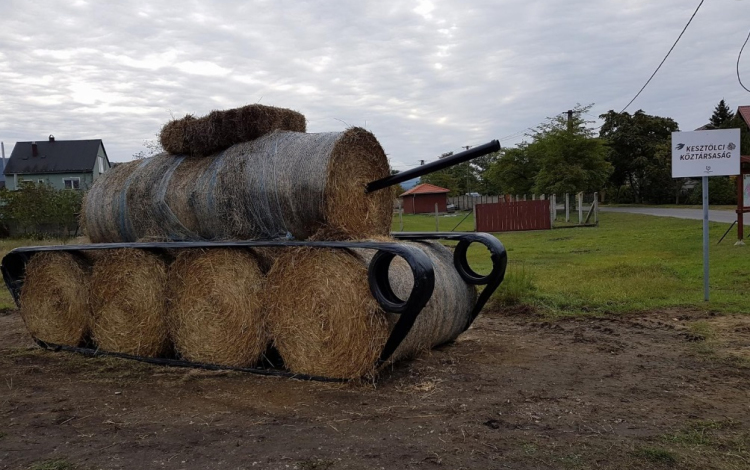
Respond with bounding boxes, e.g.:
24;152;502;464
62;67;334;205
475;200;551;232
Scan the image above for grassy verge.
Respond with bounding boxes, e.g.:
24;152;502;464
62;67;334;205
394;212;749;316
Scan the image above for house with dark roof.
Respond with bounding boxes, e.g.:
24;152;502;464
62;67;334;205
399;183;451;214
3;136;111;190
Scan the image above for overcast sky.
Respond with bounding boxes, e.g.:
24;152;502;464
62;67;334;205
1;0;748;170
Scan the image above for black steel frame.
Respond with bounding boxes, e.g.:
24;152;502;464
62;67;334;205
1;233;506;381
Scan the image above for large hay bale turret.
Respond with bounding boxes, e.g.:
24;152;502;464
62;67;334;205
84;128;391;242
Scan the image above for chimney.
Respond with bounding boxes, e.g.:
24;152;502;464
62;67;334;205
49;135;55;142
31;142;38;157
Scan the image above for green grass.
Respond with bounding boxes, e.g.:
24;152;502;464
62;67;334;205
394;211;750;315
657;419;750;468
633;447;677;465
392;211;476;232
28;460;75;470
664;419;740;447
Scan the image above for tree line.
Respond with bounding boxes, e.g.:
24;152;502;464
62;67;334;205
418;100;748;205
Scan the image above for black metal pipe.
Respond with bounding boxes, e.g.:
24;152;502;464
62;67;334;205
365;139;501;193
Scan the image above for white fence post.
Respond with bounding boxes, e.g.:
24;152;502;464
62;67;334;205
565;193;570;222
550;194;556;226
399;206;404;231
578;192;584;224
435;203;439;231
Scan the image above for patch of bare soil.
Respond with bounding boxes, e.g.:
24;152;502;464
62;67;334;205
2;308;750;470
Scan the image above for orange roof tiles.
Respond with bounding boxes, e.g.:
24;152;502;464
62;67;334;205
399;183;451;197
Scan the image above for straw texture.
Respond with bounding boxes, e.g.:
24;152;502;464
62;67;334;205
266;248;389;379
167;248;268;367
160;104;306;157
90;249;170;356
265;241;476;379
19;252;90;346
361;241;477;360
83;128;390;242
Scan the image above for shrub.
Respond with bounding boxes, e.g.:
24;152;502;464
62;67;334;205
0;183;84;238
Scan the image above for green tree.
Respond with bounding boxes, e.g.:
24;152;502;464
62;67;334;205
484;145;537;195
599;109;679;203
528;104;611;195
707;99;735;129
471;150;503;195
728;112;750;155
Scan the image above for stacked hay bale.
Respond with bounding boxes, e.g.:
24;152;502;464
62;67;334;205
16;103;480;380
89;249;170;357
19;252;91;346
83;127;391;242
167;248;268;367
265;241;476;379
160;104;306;157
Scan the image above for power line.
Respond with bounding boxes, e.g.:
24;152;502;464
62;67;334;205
738;28;750;93
620;0;705;112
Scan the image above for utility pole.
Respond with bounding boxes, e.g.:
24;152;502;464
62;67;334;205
567;110;573;131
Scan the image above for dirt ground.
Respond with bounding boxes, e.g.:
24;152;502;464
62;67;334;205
2;307;750;470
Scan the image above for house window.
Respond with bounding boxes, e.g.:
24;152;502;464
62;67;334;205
98;156;104;174
63;177;81;190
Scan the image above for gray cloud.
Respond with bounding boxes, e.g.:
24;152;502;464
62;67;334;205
0;0;748;170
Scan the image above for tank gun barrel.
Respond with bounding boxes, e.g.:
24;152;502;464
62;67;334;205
365;140;501;193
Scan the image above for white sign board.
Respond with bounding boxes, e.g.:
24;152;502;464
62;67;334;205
671;129;740;178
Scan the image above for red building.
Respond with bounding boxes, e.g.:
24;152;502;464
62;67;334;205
399;183;450;214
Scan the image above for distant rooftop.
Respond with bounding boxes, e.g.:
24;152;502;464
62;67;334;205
4;138;105;175
399;183;451;197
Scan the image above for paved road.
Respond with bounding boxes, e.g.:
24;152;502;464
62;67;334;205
600;206;737;224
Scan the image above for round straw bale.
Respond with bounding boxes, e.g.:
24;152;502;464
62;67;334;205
265;242;476;379
361;241;478;359
83;128;390;242
317;127;392;240
167;248;268;367
265;248;389;379
159;104;307;157
90;249;170;357
84;160;144;243
19;252;90;346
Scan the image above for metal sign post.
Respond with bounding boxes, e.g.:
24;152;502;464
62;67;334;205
702;176;709;301
672;129;741;302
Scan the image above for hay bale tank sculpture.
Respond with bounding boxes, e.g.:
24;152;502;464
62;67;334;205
2;105;508;381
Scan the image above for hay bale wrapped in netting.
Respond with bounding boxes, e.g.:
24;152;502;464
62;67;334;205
265;241;476;379
159;104;307;157
360;241;478;356
90;249;170;357
83;128;391;242
167;248;268;367
19;252;91;346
